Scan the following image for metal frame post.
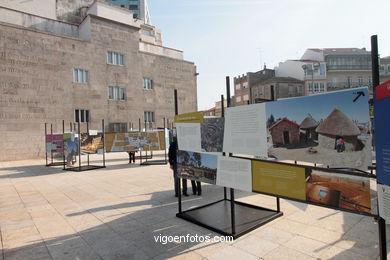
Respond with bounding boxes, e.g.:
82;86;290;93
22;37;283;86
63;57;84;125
62;120;65;170
174;89;182;213
102;119;106;167
50;124;53;164
45;123;48;166
78;121;81;170
164;117;167;163
87;121;90;166
371;35;387;260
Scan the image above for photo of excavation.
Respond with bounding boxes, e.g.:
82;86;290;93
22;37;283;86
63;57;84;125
177;150;217;184
80;132;104;154
306;170;371;214
266;88;371;170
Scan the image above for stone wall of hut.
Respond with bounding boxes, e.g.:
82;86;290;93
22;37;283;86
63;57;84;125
318;134;357;151
270;121;300;146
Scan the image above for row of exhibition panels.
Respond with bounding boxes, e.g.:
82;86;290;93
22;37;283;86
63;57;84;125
174;87;377;216
46;129;171;159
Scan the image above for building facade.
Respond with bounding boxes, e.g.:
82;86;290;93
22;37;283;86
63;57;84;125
0;1;197;161
233;68;275;106
251;77;304;103
301;48;372;95
380;56;390;83
104;0;151;24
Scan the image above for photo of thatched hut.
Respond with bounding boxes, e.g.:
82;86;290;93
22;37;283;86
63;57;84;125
266;88;371;170
315;108;361;151
300;114;319;142
269;118;300;146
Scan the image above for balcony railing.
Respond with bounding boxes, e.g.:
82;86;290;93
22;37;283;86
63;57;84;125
327;65;371;71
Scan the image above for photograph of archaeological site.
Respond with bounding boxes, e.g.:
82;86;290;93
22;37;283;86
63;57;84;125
266;88;371;171
176;150;218;184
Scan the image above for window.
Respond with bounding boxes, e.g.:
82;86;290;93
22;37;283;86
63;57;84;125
236;96;242;102
107;123;127;133
314;83;319;92
235;84;240;90
319;64;326;75
319;83;325;92
143;78;153;90
308;83;313;92
107;51;124;65
108;86;125;100
380;65;385;71
358;76;363;86
243;94;249;101
75;109;89;123
144;111;154;123
141;29;153;36
387;65;390;71
73;68;89;83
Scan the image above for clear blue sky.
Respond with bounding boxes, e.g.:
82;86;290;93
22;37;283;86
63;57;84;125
148;0;390;110
266;88;370;124
186;151;218;169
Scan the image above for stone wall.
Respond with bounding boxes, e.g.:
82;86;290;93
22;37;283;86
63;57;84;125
0;16;197;161
270;121;300;146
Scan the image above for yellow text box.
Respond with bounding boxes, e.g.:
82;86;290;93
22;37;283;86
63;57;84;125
252;161;306;200
174;111;204;123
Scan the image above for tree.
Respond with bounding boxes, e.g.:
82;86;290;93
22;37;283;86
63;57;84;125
267;114;276;128
178;150;190;164
193;152;202;167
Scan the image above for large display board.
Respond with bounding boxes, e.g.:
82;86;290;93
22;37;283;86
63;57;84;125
46;134;64;153
265;88;371;171
80;131;104;154
252;161;372;214
223;103;268;157
177;150;217;184
174;87;375;215
105;131;165;152
374;80;390;221
64;132;79;165
217;156;252;192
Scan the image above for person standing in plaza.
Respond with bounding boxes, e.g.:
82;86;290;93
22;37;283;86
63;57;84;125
168;137;188;197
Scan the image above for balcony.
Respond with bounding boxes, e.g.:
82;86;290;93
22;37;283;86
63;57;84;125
327;65;371;71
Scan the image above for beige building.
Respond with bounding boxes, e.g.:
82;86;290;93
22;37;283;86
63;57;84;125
251;77;304;102
233;68;275;106
380;56;390;83
0;1;197;161
301;48;372;95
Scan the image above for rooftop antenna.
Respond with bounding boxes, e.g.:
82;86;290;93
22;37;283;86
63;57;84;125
257;47;262;69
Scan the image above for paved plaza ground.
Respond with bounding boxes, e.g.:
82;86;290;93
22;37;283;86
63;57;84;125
0;152;389;260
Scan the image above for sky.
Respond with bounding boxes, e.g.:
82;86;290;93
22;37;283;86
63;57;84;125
148;0;390;111
266;87;370;124
179;151;218;169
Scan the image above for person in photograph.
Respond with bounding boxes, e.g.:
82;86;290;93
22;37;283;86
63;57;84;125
336;137;345;152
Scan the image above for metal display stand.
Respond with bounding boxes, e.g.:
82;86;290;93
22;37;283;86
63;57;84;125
175;80;283;238
372;35;387;260
63;120;106;172
45;123;66;167
140;118;168;166
135;118;153;161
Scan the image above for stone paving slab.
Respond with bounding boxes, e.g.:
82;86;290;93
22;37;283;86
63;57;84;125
0;152;388;260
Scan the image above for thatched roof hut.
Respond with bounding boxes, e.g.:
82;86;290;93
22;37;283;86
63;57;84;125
315;108;361;151
300;114;319;130
316;108;360;136
300;114;319;141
